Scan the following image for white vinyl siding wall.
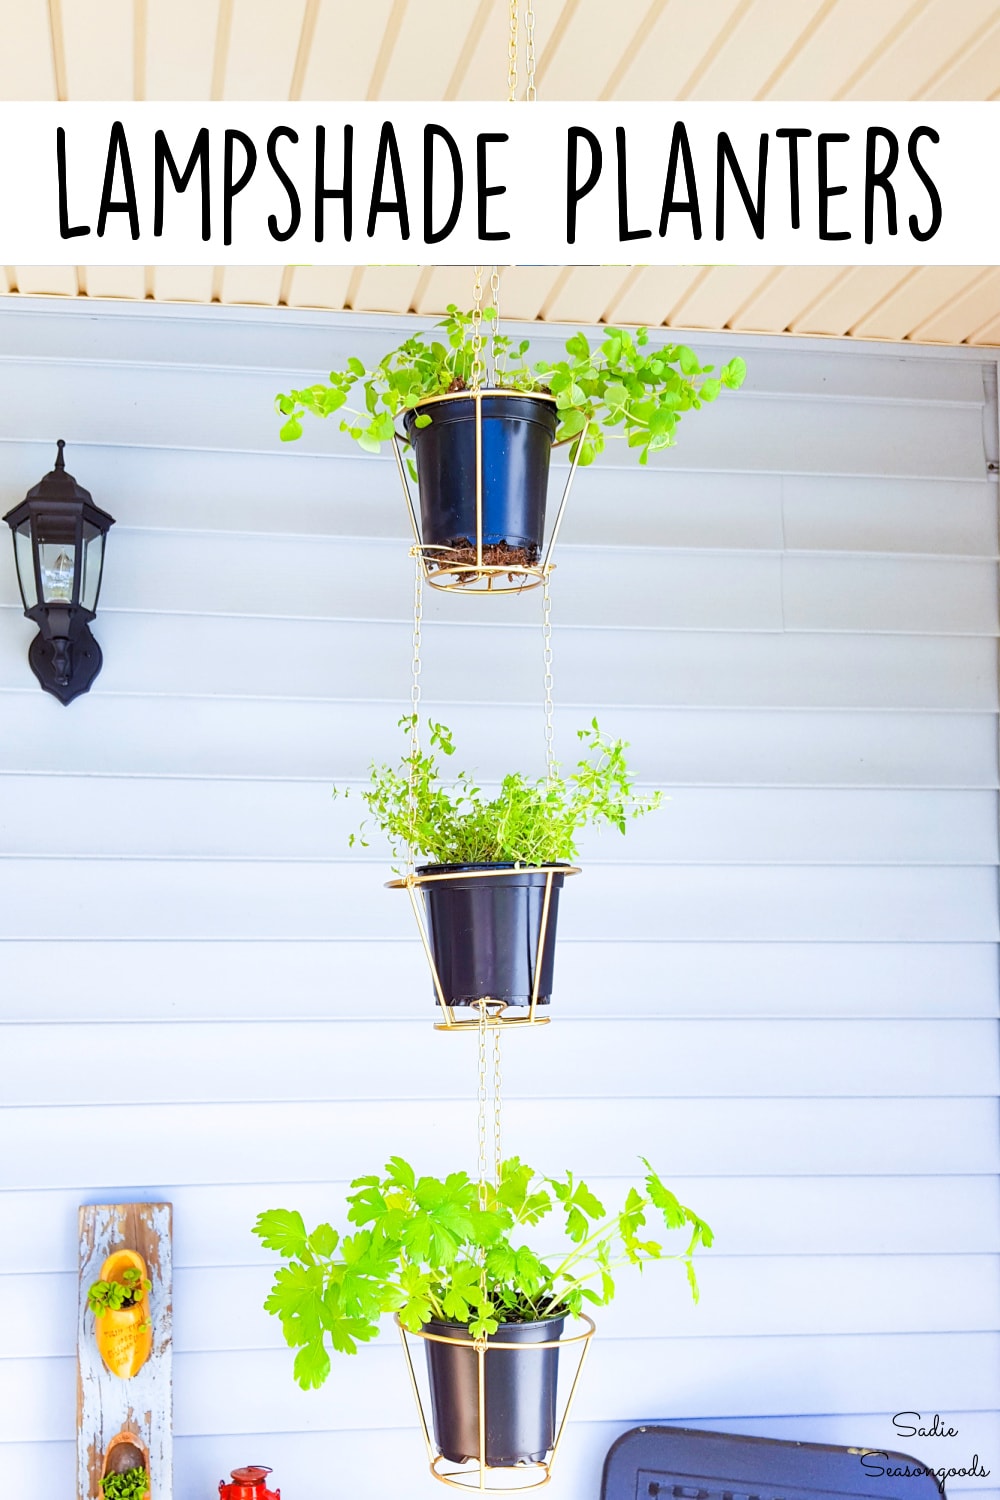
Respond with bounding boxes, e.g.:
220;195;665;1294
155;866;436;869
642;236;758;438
0;299;997;1498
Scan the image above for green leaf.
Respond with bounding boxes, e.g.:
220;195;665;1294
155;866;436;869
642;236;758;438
347;356;365;376
279;415;303;442
556;408;586;440
254;1209;309;1257
699;378;721;402
678;345;699;375
308;1222;340;1258
293;1340;332;1388
722;356;747;388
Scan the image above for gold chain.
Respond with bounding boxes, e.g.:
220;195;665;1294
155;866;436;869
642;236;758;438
406;555;423;873
525;2;536;100
476;1001;490;1310
470;264;485;392
490;264;502;384
477;1002;489;1213
493;1019;503;1185
542;573;556;779
507;0;519;102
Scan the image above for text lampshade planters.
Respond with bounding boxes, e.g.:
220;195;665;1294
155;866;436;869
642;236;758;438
275;307;747;589
88;1250;153;1379
254;1156;711;1474
343;717;661;1023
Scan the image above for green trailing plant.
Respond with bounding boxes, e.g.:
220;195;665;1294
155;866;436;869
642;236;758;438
341;716;661;868
275;305;746;469
100;1467;149;1500
255;1155;712;1391
88;1265;151;1318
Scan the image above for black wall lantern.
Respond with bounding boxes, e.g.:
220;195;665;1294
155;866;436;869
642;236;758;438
3;441;115;705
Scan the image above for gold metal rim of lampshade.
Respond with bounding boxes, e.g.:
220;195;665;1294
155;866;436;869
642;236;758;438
395;1313;597;1494
408;388;559;412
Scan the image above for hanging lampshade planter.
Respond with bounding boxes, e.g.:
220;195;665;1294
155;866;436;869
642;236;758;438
3;441;115;705
396;1312;596;1491
386;862;581;1031
392;386;585;595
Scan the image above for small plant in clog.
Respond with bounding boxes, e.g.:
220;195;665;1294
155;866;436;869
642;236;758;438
89;1249;153;1379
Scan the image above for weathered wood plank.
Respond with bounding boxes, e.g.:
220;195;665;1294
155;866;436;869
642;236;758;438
77;1204;172;1500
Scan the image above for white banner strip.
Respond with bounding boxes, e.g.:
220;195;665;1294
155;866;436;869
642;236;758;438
0;101;995;266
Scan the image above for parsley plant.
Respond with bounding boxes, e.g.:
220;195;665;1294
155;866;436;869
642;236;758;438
255;1156;712;1391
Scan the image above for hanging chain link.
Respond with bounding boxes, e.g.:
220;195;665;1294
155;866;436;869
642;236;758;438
469;264;485;392
542;573;556;779
405;556;423;873
524;2;537;100
507;0;519;101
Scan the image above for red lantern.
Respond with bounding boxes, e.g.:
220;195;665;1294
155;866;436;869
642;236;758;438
218;1466;280;1500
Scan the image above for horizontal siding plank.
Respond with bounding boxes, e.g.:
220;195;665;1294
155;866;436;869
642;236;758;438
3;1099;996;1188
0;358;987;478
0;700;992;787
2;1333;997;1441
1;941;994;1022
783;556;1000;635
2;531;994;637
3;1430;999;1500
3;1176;996;1276
3;1018;995;1105
1;779;993;865
2;613;995;711
5;1254;996;1361
0;861;993;942
782;476;999;557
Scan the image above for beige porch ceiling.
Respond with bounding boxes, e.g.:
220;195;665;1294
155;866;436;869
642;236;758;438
2;0;1000;343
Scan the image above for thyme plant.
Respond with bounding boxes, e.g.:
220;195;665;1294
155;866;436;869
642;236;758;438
342;717;661;867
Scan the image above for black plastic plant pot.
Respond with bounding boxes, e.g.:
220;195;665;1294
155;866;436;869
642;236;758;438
424;1316;566;1467
403;392;557;566
416;863;567;1010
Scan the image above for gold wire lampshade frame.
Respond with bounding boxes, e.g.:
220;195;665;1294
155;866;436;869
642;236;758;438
386;864;580;1030
392;390;585;595
396;1314;596;1493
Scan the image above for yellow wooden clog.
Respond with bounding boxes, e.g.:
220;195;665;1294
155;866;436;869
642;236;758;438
94;1249;153;1380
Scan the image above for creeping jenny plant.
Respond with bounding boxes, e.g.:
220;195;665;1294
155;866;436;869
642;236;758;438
276;306;746;470
342;717;661;869
88;1265;151;1318
255;1156;712;1391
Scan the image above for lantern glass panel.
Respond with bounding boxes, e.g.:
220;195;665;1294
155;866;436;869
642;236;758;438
13;522;36;609
80;522;106;612
35;514;77;605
